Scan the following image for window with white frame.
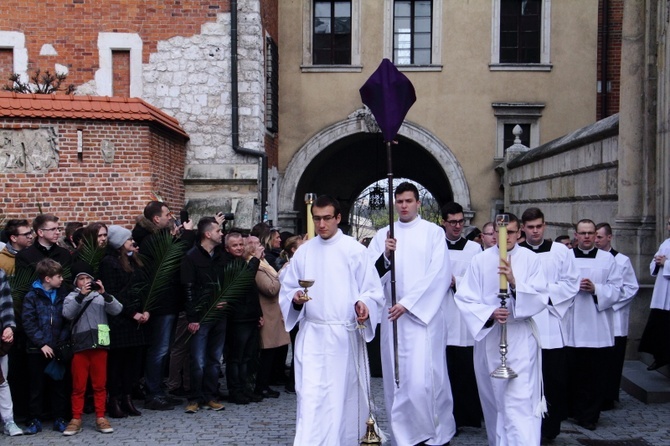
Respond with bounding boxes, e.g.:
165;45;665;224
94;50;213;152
302;0;361;72
492;102;544;160
490;0;552;71
96;33;143;97
0;31;28;84
383;0;442;70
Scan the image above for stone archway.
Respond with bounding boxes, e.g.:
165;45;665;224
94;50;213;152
278;109;471;232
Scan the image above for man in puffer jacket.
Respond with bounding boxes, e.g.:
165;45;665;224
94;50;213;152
62;263;122;436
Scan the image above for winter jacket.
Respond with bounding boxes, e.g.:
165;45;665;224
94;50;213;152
63;289;122;353
15;242;72;279
225;252;262;323
98;247;146;348
181;243;228;323
0;244;18;275
22;280;70;352
0;269;15;332
132;217;196;316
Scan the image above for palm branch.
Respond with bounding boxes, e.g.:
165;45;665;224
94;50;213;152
197;258;255;325
76;235;106;276
8;266;37;318
135;231;187;313
179;258;255;344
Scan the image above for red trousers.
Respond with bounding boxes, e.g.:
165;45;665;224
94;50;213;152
71;349;108;418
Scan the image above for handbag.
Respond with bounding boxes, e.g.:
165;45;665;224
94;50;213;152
56;298;93;363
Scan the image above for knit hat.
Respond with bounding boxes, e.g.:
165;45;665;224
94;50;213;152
107;225;132;250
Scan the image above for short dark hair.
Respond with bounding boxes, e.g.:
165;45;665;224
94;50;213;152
394;182;419;201
4;219;30;238
33;214;59;233
35;258;63;280
197;217;218;240
499;213;520;230
143;201;168;221
555;235;570;243
521;207;545;224
595;222;612;235
440;202;463;220
250;222;270;239
64;221;84;238
313;195;341;217
575;219;596;231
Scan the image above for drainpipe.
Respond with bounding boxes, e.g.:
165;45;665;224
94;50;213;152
231;0;268;222
600;0;609;119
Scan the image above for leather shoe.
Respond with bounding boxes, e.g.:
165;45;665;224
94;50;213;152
647;360;668;371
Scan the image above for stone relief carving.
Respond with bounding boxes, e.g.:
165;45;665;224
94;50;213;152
101;139;115;163
347;106;380;134
0;128;59;173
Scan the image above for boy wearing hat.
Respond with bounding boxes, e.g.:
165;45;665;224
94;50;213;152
62;265;122;436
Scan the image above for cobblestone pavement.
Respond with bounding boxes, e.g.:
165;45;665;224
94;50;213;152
5;377;670;445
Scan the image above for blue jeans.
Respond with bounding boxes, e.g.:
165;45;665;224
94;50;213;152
189;319;227;403
144;314;177;398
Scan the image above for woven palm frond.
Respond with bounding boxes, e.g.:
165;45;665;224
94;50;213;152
76;235;106;276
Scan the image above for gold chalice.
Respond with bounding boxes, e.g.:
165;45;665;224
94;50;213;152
298;279;315;301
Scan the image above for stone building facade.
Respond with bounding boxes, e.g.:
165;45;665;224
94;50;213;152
0;0;278;228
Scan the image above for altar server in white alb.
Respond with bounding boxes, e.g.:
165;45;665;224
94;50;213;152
279;195;383;446
520;207;579;442
639;217;670;371
440;201;484;429
594;222;639;409
563;219;623;431
455;213;548;446
368;182;456;446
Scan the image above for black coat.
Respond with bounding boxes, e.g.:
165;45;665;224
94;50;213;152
98;248;146;348
181;243;228;323
15;242;72;281
224;253;262;324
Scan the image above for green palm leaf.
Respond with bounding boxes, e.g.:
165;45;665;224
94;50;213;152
8;266;37;317
77;235;106;276
197;258;255;325
135;231;188;313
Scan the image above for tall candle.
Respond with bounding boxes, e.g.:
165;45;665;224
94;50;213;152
306;202;314;239
498;225;507;291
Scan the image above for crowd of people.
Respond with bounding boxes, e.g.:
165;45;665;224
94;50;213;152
0;191;668;446
0;202;304;437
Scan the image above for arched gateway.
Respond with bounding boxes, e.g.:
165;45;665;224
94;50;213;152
278;109;471;234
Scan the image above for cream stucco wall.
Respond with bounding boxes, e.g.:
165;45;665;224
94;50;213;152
279;0;598;223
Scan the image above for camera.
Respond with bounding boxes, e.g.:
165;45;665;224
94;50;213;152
89;282;101;291
223;212;235;221
179;210;189;224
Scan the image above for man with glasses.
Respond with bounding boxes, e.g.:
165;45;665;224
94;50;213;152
563;219;623;431
455;213;548;446
15;214;71;280
369;182;456;446
440;202;483;431
0;219;35;275
480;221;497;249
519;208;579;442
280;195;383;445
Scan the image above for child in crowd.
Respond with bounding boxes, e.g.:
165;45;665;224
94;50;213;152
62;263;122;436
21;258;71;434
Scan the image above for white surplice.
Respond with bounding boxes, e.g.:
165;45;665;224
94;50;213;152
610;250;639;336
563;248;623;348
446;238;482;347
455;245;548;446
650;238;670;310
369;216;456;446
280;229;384;446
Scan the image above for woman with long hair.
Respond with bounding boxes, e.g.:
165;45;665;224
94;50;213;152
98;225;148;418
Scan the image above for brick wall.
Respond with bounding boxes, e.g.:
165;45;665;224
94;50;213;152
0;49;12;86
111;50;130;97
0;1;230;87
597;0;623;120
0;119;186;228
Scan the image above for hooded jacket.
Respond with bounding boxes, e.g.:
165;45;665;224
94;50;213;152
22;279;70;351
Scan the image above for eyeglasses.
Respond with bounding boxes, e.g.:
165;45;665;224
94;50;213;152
40;227;63;232
577;231;595;236
312;215;336;223
18;231;34;237
445;219;465;226
482;232;495;237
